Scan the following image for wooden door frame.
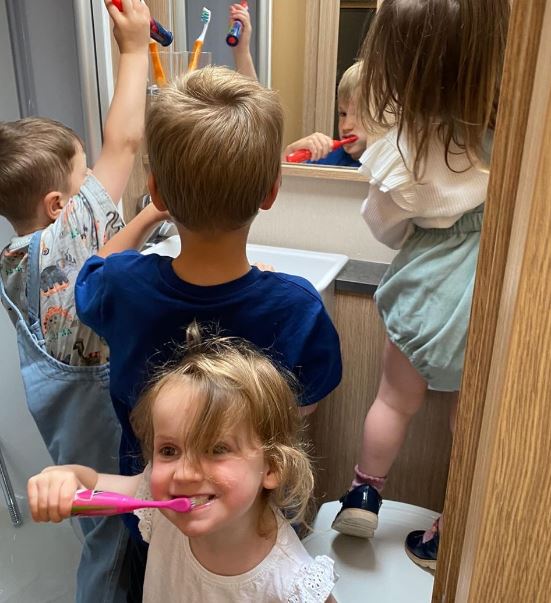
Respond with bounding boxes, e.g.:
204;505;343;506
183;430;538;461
434;1;551;600
302;0;340;137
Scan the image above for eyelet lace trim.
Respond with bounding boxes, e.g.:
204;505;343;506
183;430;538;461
133;464;154;544
287;555;337;602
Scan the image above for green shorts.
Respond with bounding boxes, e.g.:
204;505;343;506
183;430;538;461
375;205;483;391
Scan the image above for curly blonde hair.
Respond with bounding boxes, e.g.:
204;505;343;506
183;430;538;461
131;323;314;526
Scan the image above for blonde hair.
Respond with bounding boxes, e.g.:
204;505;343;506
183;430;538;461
0;118;82;224
337;61;363;105
131;323;314;526
359;0;510;179
146;66;284;232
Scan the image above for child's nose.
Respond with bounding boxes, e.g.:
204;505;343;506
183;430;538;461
342;115;355;131
174;458;204;482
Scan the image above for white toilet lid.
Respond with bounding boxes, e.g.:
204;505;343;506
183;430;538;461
302;500;439;602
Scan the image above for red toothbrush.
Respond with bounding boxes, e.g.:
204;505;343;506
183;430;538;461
285;135;359;163
111;0;173;46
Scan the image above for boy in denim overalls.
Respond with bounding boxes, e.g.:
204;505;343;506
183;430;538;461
0;2;166;601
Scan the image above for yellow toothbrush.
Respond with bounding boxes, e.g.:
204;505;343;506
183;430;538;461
188;7;211;72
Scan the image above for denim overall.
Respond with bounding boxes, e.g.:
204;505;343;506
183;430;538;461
0;231;128;603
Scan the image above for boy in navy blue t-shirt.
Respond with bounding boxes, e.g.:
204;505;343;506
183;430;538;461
75;66;342;596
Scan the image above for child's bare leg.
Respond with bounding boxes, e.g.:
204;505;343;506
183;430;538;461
358;338;428;479
332;339;427;537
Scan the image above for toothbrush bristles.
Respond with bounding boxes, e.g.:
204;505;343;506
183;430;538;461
201;7;211;23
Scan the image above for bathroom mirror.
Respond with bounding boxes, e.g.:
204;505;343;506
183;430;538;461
274;0;377;178
153;0;376;180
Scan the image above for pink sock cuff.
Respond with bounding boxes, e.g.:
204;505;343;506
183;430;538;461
353;465;386;493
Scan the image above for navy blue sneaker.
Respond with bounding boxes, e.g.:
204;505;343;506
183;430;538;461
331;484;382;538
405;522;439;570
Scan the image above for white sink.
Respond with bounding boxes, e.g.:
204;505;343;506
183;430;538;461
143;236;348;315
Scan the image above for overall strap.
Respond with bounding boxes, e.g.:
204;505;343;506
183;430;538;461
0;261;22;317
27;230;43;327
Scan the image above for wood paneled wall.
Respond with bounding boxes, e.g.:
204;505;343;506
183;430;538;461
434;1;551;600
309;291;454;513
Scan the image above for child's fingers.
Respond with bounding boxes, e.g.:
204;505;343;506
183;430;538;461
33;478;55;522
27;477;41;521
133;0;150;19
58;479;78;519
45;479;65;523
104;0;121;22
253;261;275;272
311;133;333;159
120;0;134;14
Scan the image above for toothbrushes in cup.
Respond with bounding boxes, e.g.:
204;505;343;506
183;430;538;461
71;489;209;517
188;7;211;72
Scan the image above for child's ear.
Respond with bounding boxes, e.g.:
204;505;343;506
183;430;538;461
259;172;281;211
42;191;65;221
262;461;280;491
147;172;168;212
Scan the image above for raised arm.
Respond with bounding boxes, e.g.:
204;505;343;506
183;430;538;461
92;0;150;203
230;3;257;80
96;202;170;258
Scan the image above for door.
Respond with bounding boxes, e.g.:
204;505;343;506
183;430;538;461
434;2;551;600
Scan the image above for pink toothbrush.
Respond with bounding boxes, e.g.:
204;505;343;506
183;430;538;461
71;489;207;517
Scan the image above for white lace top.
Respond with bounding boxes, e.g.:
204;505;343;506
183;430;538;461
134;467;337;603
359;127;489;249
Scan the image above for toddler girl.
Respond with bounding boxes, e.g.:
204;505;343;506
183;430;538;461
28;325;337;602
331;0;510;570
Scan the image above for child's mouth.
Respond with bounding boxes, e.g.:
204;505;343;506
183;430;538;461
187;494;216;509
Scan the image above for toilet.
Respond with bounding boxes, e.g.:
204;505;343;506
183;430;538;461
302;501;439;602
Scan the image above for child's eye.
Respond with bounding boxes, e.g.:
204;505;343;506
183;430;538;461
158;445;178;457
211;442;231;456
338;111;347;118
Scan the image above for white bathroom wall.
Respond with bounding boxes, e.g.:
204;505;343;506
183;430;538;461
249;174;397;264
0;0;19;121
0;5;82;601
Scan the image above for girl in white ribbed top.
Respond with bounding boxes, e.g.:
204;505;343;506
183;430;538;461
28;326;337;602
332;0;511;569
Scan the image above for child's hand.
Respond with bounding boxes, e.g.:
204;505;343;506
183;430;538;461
143;201;171;224
105;0;150;56
253;261;275;271
230;3;252;54
27;467;83;523
284;133;334;162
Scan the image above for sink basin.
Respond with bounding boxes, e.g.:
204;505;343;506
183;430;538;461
143;236;348;315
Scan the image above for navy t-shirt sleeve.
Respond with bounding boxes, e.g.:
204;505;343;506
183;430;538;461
274;275;342;405
294;306;342;405
75;254;109;337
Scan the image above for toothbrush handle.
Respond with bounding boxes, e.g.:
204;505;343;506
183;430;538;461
149;18;173;47
285;136;359;163
188;40;204;72
226;0;249;47
71;490;148;517
111;0;173;47
149;42;167;86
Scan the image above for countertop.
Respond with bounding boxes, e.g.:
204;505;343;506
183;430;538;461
335;259;389;295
